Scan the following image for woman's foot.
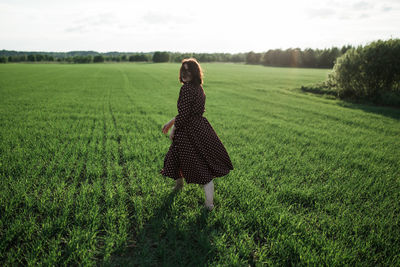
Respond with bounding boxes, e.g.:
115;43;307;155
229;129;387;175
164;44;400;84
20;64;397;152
173;177;184;191
204;203;214;211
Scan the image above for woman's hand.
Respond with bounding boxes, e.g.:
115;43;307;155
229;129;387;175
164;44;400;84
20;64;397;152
162;122;171;134
162;118;176;134
169;125;175;140
162;120;173;134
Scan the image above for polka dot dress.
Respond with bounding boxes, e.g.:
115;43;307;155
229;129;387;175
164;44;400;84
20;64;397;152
160;81;234;185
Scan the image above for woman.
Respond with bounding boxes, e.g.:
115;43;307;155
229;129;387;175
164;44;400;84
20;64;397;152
160;58;234;211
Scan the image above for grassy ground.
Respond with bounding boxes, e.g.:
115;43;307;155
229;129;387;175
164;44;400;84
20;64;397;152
0;62;399;266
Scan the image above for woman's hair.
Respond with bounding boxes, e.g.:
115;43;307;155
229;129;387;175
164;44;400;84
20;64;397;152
179;58;203;86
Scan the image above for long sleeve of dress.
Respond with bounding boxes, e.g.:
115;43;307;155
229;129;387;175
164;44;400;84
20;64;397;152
174;83;194;129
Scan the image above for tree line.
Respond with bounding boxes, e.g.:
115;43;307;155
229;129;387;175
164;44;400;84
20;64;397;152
246;46;352;68
0;46;353;68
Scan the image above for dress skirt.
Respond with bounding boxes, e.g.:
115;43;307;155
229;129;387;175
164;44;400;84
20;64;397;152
160;82;234;185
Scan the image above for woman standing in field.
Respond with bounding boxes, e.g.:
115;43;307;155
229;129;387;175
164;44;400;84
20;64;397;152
160;58;234;211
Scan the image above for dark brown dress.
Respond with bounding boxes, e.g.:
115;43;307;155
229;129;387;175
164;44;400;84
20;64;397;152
160;81;234;185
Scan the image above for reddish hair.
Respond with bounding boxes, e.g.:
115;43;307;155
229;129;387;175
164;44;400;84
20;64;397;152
179;58;204;86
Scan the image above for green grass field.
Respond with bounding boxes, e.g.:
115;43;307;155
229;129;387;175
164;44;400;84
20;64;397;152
0;62;399;266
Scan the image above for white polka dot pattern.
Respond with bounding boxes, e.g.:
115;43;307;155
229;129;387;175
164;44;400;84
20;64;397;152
160;82;234;185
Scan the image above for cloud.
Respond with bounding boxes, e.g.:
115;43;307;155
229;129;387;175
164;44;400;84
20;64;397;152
141;11;195;25
352;1;373;10
306;8;336;19
358;13;370;19
304;1;393;21
64;12;120;33
381;6;392;12
64;25;87;33
74;12;118;26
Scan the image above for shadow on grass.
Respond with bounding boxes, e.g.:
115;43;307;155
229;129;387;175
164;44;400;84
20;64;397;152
335;100;400;121
299;85;400;121
299;85;337;96
106;189;215;266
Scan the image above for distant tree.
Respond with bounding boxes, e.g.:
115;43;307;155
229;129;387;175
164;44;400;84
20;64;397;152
0;56;7;63
171;53;192;63
262;49;283;66
199;54;211;62
72;56;81;63
129;54;149;62
261;50;272;66
152;51;170;63
93;55;104;63
281;49;292;66
231;53;245;62
341;45;352;54
317;48;339;68
73;55;92;63
219;53;232;62
301;48;317;68
27;54;36;62
111;56;121;62
246;51;261;64
35;54;44;62
18;55;27;62
330;47;341;66
288;48;302;67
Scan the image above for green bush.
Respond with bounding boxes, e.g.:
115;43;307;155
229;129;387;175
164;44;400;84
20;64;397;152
152;51;170;63
128;54;147;62
93;55;104;63
327;39;400;106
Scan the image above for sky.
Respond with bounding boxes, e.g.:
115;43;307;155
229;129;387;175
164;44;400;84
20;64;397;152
1;0;399;53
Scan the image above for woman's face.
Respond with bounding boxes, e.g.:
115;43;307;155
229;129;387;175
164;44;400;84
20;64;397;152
181;63;192;82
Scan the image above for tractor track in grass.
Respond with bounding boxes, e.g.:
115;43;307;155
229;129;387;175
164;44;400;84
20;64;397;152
102;93;108;181
119;68;159;127
77;117;96;184
35;106;87;185
108;93;129;180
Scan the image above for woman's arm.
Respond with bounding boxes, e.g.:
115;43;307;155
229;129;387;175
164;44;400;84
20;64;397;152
174;84;194;129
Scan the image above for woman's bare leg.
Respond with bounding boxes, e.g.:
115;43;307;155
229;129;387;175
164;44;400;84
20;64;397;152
203;180;214;210
175;177;184;188
173;169;184;190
